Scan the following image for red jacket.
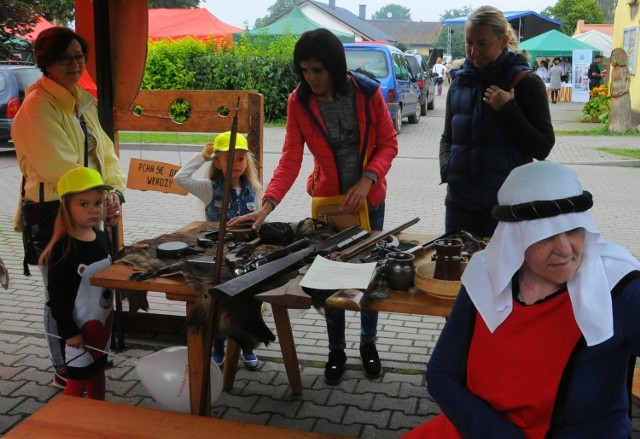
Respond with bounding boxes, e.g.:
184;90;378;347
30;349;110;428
264;72;398;207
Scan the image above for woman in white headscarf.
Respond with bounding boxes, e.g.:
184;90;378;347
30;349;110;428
405;161;640;438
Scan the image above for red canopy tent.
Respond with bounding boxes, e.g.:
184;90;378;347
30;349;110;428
148;8;242;42
16;16;54;42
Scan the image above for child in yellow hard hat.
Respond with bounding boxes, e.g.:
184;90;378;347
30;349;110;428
39;167;114;400
174;131;262;370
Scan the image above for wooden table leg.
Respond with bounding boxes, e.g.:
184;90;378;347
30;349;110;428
272;304;302;395
222;339;241;390
185;301;211;415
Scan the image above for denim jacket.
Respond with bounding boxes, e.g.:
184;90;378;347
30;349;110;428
204;173;257;221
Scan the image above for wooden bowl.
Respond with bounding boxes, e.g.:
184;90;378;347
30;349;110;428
414;261;464;299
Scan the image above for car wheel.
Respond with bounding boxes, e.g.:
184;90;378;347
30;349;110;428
393;107;402;134
408;107;420;124
420;102;427;116
427;97;435;111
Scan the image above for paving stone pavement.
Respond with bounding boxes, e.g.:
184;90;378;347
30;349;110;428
1;94;640;437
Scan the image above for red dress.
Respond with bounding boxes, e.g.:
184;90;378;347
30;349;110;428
405;290;581;438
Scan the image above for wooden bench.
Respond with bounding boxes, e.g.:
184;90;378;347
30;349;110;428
4;395;352;439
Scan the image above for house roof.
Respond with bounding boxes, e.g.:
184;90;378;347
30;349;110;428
299;0;396;43
366;20;441;46
575;20;614;37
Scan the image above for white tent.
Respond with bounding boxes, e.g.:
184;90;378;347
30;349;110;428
573;30;613;57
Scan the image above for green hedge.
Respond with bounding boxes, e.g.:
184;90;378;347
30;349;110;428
142;35;300;121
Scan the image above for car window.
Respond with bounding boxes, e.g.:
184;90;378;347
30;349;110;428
0;73;7;92
14;69;42;92
393;54;410;81
405;56;423;80
345;50;389;79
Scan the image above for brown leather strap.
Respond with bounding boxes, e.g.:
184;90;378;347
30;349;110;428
508;70;532;91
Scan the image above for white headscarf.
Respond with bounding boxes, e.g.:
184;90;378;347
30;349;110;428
462;161;640;346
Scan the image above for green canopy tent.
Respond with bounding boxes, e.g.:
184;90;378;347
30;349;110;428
234;6;355;43
519;29;600;62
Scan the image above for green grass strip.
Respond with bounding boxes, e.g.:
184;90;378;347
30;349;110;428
599;148;640;160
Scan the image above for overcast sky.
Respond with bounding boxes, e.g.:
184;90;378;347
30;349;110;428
201;0;557;29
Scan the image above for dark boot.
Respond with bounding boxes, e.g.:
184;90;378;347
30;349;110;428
324;349;347;384
360;342;382;378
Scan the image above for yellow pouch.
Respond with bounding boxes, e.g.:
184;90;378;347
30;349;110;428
311;195;371;231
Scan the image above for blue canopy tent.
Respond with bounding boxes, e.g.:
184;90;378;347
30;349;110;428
442;11;562;42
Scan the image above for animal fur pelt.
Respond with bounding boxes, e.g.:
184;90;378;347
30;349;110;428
117;219;336;351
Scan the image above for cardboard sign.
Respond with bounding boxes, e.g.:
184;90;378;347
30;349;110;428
127;158;187;195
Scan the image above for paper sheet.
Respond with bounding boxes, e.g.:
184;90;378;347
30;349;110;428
299;256;377;290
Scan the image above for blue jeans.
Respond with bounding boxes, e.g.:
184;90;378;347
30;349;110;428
324;201;385;350
445;206;497;238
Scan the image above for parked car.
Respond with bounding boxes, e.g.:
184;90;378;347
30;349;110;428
404;53;435;115
343;43;421;133
0;62;42;146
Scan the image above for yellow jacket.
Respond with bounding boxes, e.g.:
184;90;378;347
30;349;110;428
12;75;126;228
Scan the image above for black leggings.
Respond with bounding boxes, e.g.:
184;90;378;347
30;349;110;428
551;89;559;102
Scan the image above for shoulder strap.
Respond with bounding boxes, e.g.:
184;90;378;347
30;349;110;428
79;115;89;167
507;70;532;91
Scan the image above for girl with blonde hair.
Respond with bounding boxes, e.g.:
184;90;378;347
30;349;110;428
174;131;262;369
40;167;114;400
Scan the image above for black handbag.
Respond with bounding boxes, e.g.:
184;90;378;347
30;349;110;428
20;181;60;275
21;201;60;264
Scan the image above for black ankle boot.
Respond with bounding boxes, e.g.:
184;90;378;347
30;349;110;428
360;343;382;378
324;349;346;384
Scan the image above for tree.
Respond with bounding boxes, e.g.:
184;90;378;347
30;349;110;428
254;0;302;29
39;0;74;26
435;6;473;61
597;0;615;23
371;4;411;20
0;0;40;60
147;0;200;7
541;0;604;35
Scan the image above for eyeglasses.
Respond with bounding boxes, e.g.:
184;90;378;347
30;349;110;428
58;54;86;66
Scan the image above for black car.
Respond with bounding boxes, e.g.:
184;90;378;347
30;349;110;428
0;62;42;146
404;53;435;116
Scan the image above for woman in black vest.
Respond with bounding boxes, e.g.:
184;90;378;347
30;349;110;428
439;6;555;237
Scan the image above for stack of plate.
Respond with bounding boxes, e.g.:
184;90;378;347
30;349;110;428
413;261;465;299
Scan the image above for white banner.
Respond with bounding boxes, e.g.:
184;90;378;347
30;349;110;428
572;50;592;103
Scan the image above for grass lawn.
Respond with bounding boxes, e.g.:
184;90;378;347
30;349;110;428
599;148;640;160
556;126;640;136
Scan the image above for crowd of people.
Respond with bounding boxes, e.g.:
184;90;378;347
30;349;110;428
6;5;640;436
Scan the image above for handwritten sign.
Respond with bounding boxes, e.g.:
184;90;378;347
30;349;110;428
126;158;188;195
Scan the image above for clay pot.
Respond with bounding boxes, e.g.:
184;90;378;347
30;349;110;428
385;252;415;292
432;238;463;281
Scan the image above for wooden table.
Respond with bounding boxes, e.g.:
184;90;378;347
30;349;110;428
4;395;351;439
546;83;573;102
91;221;315;416
91;224;456;416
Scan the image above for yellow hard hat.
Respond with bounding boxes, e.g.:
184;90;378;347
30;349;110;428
57;167;113;199
213;131;250;152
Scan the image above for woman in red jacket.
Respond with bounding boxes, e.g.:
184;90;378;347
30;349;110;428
230;28;398;384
